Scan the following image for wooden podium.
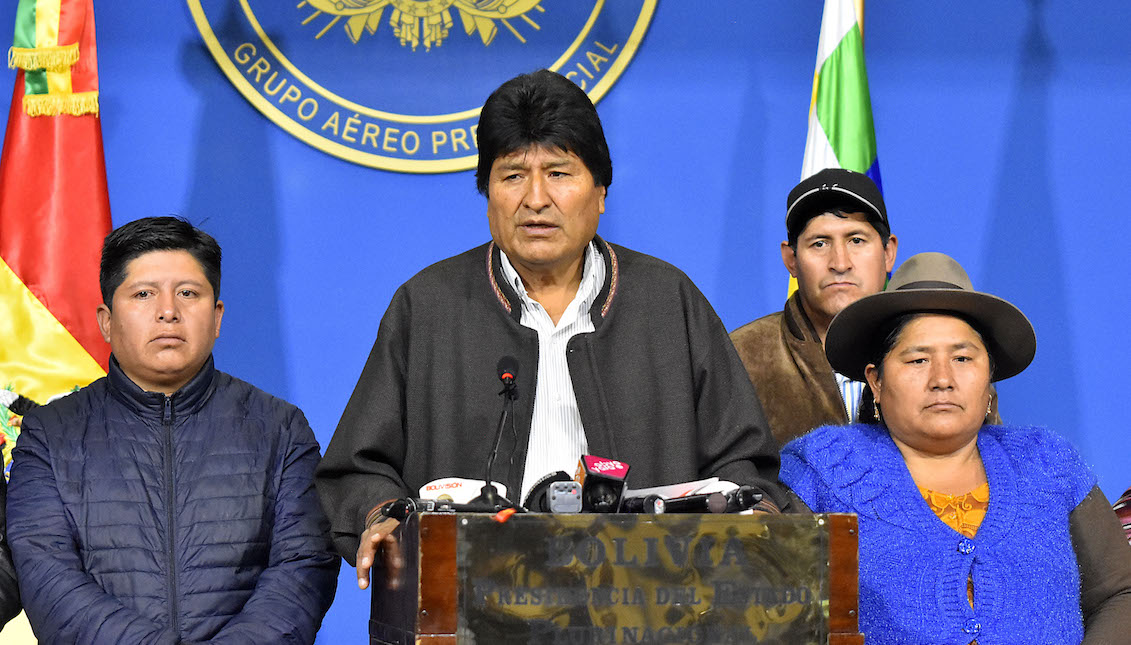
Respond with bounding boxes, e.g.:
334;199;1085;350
370;512;863;645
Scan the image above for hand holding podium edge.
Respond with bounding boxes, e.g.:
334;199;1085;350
356;500;404;591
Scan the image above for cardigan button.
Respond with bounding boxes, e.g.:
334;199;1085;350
963;618;981;635
957;538;975;555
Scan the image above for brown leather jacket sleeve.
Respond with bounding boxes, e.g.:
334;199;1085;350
1072;486;1131;644
783;488;813;514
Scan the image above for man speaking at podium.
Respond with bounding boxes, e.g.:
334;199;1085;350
316;70;785;590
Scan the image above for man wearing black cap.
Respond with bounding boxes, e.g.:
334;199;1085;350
730;168;897;445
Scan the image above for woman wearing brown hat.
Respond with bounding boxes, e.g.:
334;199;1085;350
780;252;1131;644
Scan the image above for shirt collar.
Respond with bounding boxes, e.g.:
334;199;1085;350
498;241;604;312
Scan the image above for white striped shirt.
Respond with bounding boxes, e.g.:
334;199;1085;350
499;242;605;502
834;371;865;422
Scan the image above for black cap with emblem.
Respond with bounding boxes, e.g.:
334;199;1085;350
786;167;888;243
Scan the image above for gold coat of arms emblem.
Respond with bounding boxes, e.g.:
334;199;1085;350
188;0;656;172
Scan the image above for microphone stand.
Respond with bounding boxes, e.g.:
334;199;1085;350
471;377;520;512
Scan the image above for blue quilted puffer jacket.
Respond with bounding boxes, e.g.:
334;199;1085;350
7;356;339;644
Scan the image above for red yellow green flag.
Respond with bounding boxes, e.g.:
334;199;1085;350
0;0;111;467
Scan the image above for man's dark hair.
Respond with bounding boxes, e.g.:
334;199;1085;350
475;69;612;195
787;208;893;249
99;216;221;308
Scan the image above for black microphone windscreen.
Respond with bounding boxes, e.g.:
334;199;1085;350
497;356;519;383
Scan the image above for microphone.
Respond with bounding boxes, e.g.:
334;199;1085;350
548;481;582;513
619;494;666;514
470;356;521;512
620;491;728;514
377;497;482;521
574;455;629;513
523;471;572;512
497;355;518;392
660;491;728;514
725;486;764;513
521;473;582;513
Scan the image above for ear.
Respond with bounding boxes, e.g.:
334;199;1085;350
213;300;225;339
96;304;113;344
597;185;606;215
884;235;898;273
864;363;882;405
780;241;798;277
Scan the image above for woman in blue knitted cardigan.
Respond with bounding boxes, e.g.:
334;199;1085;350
781;252;1131;645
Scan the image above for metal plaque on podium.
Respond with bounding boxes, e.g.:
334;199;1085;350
370;513;861;645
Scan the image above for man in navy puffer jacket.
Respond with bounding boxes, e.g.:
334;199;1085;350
7;217;339;644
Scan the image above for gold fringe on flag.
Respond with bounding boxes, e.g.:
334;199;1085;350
7;43;80;72
22;90;99;117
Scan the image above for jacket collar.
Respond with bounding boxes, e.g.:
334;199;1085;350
486;235;619;326
107;354;218;422
782;291;822;343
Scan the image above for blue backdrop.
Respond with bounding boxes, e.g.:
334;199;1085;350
3;3;1128;642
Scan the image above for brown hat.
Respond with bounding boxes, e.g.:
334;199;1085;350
824;252;1036;382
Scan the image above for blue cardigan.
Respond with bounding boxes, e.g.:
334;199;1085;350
782;424;1094;645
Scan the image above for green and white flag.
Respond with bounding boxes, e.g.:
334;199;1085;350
801;0;881;187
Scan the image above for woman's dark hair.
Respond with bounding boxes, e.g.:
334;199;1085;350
99;216;221;308
858;311;995;424
474;69;612;196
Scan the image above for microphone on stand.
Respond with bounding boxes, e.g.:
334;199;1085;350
470;356;521;512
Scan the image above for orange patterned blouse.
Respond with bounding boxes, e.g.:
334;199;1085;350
919;482;990;609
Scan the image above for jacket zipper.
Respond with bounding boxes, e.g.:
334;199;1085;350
162;395;180;638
